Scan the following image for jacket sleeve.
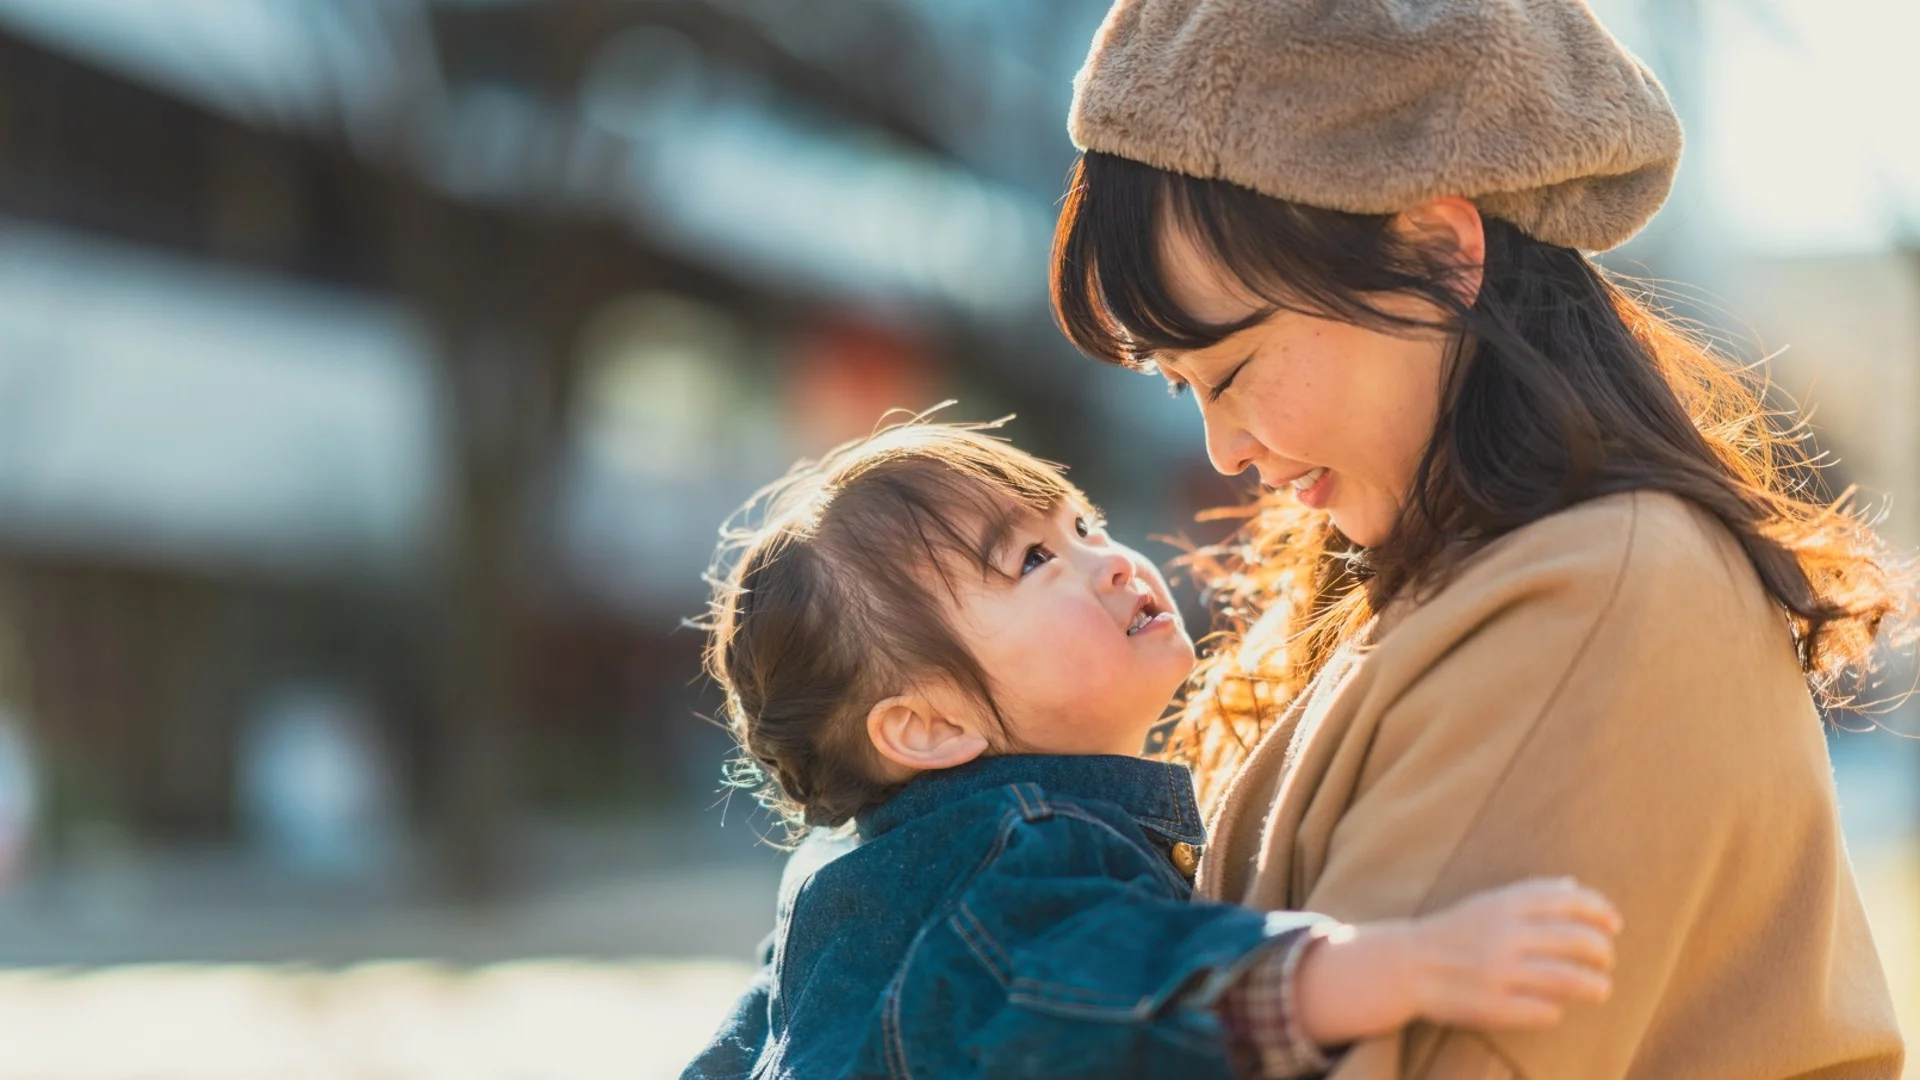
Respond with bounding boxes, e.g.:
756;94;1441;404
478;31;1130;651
902;807;1329;1080
1314;499;1880;1079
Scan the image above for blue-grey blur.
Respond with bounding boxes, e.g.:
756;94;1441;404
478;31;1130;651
0;1;1909;1078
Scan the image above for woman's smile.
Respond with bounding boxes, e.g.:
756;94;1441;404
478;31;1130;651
1289;466;1332;508
1149;223;1450;547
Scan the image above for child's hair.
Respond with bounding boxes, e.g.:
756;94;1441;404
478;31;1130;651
700;418;1089;837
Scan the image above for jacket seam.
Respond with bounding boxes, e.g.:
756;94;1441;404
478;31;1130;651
949;901;1013;988
880;804;1028;1080
949;810;1172;981
1009;975;1149;1007
1045;804;1192;895
882;961;913;1080
928;803;1033;927
1008;781;1041;820
998;990;1231;1057
1129;764;1205;842
972;808;1215;1014
1006;979;1153;1018
1410;493;1642;926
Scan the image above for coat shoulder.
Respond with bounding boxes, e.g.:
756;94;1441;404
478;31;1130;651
1377;489;1782;679
1443;490;1762;616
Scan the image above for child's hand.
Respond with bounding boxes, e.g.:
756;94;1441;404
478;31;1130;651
1406;877;1621;1029
1293;877;1620;1047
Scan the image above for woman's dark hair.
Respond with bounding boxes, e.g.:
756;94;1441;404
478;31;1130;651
700;420;1087;840
1051;151;1915;795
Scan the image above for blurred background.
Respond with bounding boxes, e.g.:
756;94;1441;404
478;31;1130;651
0;0;1910;1076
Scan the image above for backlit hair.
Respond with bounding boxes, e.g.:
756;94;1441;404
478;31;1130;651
700;418;1089;838
1051;151;1917;802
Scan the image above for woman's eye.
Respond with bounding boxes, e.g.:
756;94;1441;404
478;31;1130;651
1206;358;1250;403
1020;543;1055;576
1165;379;1188;399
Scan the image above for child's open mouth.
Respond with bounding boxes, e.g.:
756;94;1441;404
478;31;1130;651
1126;598;1174;636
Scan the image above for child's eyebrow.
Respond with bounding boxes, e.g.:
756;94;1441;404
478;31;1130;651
976;514;1023;574
975;506;1054;575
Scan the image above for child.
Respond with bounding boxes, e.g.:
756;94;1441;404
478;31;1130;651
685;421;1619;1079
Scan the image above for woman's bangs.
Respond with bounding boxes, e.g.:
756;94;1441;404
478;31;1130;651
1053;153;1446;369
1051;154;1254;368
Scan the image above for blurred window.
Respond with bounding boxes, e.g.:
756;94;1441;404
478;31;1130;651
0;219;442;575
555;291;784;611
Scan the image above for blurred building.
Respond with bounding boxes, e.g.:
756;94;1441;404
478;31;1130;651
1;0;1910;912
0;0;1199;900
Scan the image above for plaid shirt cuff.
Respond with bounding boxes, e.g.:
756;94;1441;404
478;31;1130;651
1219;922;1341;1079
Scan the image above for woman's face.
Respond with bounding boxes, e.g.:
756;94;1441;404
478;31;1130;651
1152;222;1454;547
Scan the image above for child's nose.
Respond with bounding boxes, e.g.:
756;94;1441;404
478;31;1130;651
1099;552;1136;590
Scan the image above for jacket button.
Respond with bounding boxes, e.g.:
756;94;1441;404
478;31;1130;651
1168;842;1201;879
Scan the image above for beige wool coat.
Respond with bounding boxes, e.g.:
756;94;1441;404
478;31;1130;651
1197;491;1902;1079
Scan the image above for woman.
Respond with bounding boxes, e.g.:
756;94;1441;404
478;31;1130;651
1050;1;1910;1078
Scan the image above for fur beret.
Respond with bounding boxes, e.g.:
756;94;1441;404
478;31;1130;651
1068;0;1684;252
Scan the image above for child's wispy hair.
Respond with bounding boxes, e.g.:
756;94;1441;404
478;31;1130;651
695;412;1089;842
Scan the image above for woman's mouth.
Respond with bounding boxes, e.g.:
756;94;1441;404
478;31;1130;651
1289;467;1331;508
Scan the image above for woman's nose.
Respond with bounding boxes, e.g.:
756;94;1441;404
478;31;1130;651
1202;410;1257;477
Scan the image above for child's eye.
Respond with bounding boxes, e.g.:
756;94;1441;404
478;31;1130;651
1073;516;1090;539
1165;379;1189;399
1020;543;1055;576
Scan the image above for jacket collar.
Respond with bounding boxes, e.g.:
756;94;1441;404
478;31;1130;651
856;754;1206;846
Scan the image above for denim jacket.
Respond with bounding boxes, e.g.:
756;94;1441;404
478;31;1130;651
682;754;1318;1080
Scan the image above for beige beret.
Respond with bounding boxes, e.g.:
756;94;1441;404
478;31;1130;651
1068;0;1684;252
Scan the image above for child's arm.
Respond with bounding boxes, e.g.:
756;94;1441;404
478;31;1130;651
923;809;1618;1080
1224;878;1620;1075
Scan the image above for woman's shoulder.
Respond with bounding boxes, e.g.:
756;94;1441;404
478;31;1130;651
1466;489;1754;599
1363;491;1810;776
1391;490;1774;648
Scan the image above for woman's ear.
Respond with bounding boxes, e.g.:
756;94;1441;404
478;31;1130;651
1393;196;1486;306
866;691;989;777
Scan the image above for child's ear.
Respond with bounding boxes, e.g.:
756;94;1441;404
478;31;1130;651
866;690;989;776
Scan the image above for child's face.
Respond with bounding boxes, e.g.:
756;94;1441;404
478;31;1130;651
951;503;1196;755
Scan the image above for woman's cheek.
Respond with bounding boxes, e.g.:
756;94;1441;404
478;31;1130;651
1237;379;1314;453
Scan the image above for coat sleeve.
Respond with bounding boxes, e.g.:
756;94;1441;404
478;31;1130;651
1312;498;1875;1079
